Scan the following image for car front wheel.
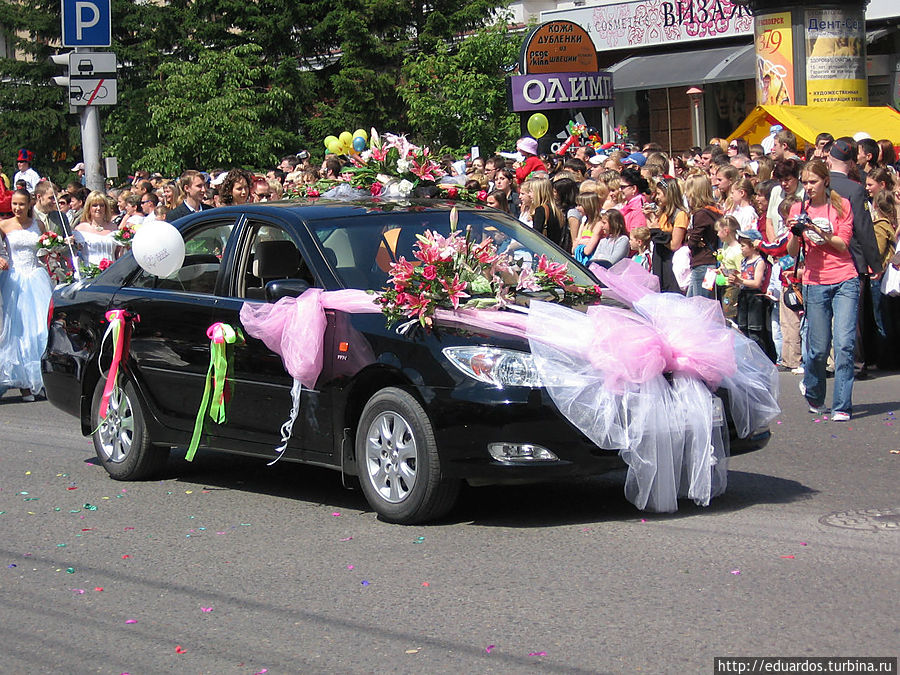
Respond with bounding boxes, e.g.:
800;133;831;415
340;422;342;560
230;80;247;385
356;387;459;524
90;376;168;480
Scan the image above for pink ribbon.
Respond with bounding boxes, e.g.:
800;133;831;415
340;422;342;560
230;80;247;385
99;310;139;418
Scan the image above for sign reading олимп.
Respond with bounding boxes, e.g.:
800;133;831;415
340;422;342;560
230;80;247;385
508;72;614;112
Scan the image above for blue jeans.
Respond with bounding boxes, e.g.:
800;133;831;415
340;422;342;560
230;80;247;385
802;277;860;414
687;264;715;298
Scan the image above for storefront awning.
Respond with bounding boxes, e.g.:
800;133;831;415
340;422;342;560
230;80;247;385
608;44;755;92
728;105;900;146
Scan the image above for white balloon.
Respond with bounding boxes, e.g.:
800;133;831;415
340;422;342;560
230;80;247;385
132;221;185;278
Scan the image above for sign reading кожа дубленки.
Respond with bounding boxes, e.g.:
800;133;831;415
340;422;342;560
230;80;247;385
508;20;613;113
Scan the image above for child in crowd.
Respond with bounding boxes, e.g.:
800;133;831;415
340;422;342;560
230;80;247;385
586;208;630;269
727;178;758;231
715;216;742;319
629;226;652;270
731;229;776;362
573;191;604;260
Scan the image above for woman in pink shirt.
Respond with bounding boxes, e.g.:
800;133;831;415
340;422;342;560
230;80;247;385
618;166;648;233
786;160;857;421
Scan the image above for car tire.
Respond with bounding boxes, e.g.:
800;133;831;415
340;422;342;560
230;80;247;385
90;375;168;481
356;387;459;524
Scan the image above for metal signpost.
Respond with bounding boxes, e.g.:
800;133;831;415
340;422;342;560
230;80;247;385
57;0;114;192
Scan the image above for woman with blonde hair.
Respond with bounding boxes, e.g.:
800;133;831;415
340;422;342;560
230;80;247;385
161;180;183;210
683;173;723;298
643;176;689;292
521;177;565;246
73;190;118;267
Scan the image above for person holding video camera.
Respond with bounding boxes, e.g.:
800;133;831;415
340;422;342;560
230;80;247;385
786;159;857;422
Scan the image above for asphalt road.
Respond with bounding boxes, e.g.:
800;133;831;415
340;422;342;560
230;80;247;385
1;372;898;674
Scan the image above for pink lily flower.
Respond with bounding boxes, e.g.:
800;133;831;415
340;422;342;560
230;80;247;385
440;274;469;309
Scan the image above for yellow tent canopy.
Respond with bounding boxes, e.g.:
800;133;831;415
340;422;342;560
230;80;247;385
728;105;900;147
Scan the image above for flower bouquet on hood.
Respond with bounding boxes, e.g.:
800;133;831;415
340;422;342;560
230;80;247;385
377;207;602;328
345;130;445;199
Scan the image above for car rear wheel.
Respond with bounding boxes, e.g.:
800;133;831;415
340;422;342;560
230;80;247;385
356;387;459;524
91;376;168;480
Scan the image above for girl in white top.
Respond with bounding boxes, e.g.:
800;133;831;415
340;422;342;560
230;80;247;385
727;178;759;231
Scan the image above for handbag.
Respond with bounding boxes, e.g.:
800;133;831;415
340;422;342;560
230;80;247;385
672;246;691;291
783;281;804;310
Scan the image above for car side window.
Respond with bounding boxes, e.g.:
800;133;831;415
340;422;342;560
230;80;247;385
129;220;234;294
237;222;316;300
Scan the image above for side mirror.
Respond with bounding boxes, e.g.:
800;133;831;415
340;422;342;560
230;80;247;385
265;278;310;301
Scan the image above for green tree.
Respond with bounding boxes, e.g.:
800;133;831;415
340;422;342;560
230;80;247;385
115;44;294;175
0;0;75;182
399;19;522;155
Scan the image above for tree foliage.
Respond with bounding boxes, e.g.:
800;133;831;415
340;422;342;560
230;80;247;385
0;0;514;178
400;20;522;155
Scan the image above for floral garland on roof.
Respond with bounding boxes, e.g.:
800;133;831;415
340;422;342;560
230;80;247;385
285;130;489;204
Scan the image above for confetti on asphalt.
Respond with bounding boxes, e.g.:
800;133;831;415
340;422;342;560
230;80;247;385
485;645;495;654
529;651;547;656
780;555;795;559
201;607;213;612
422;582;430;587
339;537;352;542
800;542;808;546
83;504;98;511
122;555;131;559
125;619;137;624
405;648;420;654
254;670;268;674
94;587;104;592
175;645;187;654
730;569;741;575
332;512;341;517
347;565;354;570
65;567;75;574
776;420;782;424
361;580;370;586
72;589;85;594
413;536;425;544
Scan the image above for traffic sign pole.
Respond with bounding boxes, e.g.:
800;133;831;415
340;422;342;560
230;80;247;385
76;48;104;192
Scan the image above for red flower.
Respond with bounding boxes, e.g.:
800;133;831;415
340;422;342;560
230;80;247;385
98;258;112;271
446;187;459;199
307;189;320;198
476;190;488;202
422;265;437;280
370;182;383;197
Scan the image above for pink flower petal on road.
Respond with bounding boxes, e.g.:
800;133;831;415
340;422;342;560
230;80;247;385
485;645;496;653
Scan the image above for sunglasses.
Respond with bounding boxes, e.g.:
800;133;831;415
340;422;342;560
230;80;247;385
140;200;153;205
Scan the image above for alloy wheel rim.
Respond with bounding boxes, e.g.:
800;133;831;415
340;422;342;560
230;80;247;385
97;386;134;463
364;411;417;503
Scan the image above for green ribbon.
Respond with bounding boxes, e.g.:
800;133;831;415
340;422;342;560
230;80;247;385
186;323;240;461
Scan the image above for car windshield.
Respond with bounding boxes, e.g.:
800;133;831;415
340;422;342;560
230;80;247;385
309;207;596;291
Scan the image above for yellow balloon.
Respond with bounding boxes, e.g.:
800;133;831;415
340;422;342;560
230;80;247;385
527;113;549;139
353;128;368;142
339;131;353;146
324;135;338;149
327;140;342;155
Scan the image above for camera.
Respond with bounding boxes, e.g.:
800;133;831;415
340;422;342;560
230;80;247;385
791;213;812;236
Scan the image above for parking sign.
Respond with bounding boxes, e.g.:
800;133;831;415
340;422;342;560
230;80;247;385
61;0;111;47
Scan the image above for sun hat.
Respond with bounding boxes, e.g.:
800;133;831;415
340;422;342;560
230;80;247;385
736;229;762;242
588;154;605;165
70;162;85;172
516;137;539;156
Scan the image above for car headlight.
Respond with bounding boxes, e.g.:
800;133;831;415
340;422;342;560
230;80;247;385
442;346;543;388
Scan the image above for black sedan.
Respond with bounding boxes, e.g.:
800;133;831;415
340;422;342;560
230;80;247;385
42;199;769;523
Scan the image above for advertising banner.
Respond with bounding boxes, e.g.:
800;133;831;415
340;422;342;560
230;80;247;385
805;8;867;106
754;12;794;105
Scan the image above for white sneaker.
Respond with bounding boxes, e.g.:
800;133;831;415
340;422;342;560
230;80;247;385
831;411;850;422
791;366;804;374
808;404;827;415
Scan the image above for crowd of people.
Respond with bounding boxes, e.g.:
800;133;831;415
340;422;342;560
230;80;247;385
1;126;899;421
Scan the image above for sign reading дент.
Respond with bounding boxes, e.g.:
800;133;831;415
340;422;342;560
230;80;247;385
519;20;599;75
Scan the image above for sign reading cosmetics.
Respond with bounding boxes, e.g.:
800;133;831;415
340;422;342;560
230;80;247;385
541;0;753;52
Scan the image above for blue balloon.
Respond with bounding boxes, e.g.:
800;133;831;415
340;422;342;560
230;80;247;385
352;136;366;152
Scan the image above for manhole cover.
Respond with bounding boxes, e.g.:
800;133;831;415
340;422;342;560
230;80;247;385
819;507;900;532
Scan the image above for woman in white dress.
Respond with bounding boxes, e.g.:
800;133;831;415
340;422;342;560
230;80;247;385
0;189;53;401
73;191;118;267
